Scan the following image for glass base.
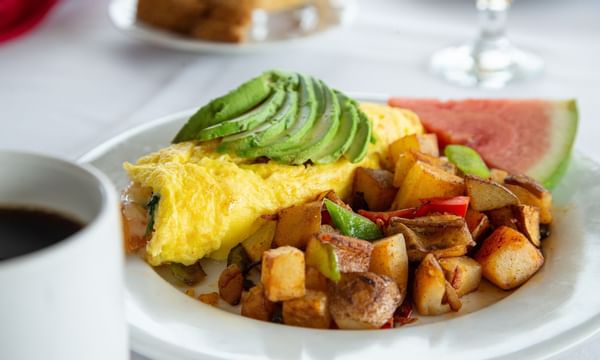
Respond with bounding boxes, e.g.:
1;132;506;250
430;42;544;88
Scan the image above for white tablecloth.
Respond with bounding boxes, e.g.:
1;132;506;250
1;0;599;358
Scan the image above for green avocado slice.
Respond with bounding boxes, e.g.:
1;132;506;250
218;81;300;154
343;105;372;163
311;93;359;164
173;71;279;143
276;81;341;165
194;88;287;142
245;74;319;158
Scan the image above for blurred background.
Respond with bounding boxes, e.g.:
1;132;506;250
0;0;599;357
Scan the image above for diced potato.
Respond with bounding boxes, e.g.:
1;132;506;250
465;175;519;211
261;246;306;301
242;219;277;262
218;264;244;305
274;201;322;249
241;284;274;321
505;184;552;224
392;161;465;209
369;234;409;300
474;226;544;290
413;254;459;315
465;209;490;241
439;256;482;297
489;168;509;184
329;272;401;329
386;215;474;262
282;290;331;329
389;133;439;166
319;233;374;273
487;206;519;230
352;167;397;211
305;266;329;292
513;205;541;247
394;151;457;188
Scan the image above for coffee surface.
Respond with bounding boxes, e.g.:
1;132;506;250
0;207;83;261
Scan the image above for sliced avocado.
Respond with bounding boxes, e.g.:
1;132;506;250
218;76;300;154
343;105;372;163
312;93;359;164
245;74;319;158
173;71;279;143
276;81;341;165
194;88;287;141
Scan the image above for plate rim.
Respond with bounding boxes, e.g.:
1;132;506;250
79;96;600;360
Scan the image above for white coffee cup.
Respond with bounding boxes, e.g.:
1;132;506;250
0;151;128;360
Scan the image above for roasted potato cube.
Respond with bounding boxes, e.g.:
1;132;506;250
474;226;544;290
394;151;457;187
439;256;482;297
369;234;409;300
389;133;439;166
487;206;519;230
329;272;401;329
274;201;322;249
241;284;274;321
282;290;331;329
352;167;397;211
513;205;541;247
261;246;306;301
392;161;465;209
505;184;552;224
242;219;276;262
218;264;244;305
413;254;460;315
305;266;329;292
465;209;490;241
319;233;374;273
465;175;519;211
489;168;509;184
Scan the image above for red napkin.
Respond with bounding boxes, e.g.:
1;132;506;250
0;0;59;44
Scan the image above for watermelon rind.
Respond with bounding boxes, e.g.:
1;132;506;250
526;100;578;189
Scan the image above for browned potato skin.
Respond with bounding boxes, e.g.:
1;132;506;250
392;161;465;209
465;175;519;212
465;209;490;241
241;284;274;321
505;184;553;224
514;205;541;247
369;234;409;301
474;226;544;290
439;256;482;297
352;167;397;211
487;206;519;230
319;233;374;273
218;264;244;305
413;254;457;315
274;201;322;249
329;272;401;329
261;246;306;302
283;290;331;329
389;133;439;166
305;266;329;292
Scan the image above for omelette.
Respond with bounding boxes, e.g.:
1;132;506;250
124;103;423;266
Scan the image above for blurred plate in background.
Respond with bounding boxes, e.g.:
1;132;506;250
108;0;357;53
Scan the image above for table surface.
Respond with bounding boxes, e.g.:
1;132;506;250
1;0;599;359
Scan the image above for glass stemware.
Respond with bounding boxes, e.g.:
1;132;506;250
430;0;543;88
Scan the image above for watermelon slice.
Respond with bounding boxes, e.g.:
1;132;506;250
388;98;578;189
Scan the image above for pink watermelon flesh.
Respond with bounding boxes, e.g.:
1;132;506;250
388;98;578;188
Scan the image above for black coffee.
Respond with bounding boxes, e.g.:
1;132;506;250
0;207;84;261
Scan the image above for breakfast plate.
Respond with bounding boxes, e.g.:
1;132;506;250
108;0;357;54
80;95;600;360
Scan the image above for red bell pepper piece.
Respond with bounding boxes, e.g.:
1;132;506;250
358;196;470;226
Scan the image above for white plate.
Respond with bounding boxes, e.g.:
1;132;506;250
109;0;357;54
80;97;600;360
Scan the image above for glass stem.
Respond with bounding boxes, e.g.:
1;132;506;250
473;0;513;69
